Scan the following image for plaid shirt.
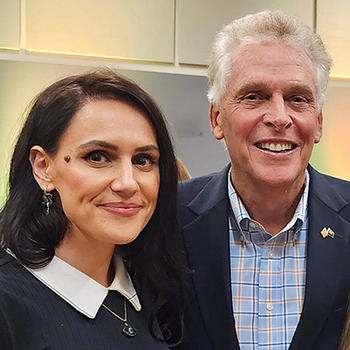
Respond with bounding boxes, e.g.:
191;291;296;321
228;170;309;349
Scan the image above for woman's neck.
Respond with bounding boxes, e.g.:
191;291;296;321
55;233;115;287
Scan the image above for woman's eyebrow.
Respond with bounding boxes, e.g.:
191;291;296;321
77;141;159;153
135;145;159;152
77;140;118;151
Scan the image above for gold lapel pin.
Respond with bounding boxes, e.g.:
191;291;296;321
321;227;335;239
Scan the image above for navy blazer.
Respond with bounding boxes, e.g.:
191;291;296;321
175;165;350;350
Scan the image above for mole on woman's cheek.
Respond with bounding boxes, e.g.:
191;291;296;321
64;155;71;163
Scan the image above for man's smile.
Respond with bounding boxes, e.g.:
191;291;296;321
254;142;297;153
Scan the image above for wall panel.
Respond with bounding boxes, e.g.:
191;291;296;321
0;0;20;50
311;80;350;180
317;0;350;77
178;0;314;65
26;0;174;62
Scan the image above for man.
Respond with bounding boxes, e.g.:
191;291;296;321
176;10;350;350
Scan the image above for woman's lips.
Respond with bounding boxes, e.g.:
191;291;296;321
99;203;142;216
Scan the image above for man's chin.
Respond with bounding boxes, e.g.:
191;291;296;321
251;167;305;189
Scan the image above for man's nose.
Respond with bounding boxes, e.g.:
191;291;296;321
110;162;139;197
262;95;292;131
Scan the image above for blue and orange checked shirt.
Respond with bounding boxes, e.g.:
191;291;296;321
228;169;309;350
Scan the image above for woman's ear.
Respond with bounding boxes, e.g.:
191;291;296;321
29;146;54;191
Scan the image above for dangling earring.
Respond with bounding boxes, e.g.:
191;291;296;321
42;187;53;215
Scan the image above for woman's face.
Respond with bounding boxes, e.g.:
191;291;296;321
41;99;160;247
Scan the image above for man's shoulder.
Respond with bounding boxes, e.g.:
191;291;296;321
178;167;228;204
308;167;350;224
179;172;217;193
309;167;350;197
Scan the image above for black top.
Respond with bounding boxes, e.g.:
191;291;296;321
0;250;168;350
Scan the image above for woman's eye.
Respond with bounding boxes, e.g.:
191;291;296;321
83;151;110;165
133;154;157;171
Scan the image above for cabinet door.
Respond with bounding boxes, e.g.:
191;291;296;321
177;0;314;65
26;0;174;62
0;0;20;50
317;0;350;78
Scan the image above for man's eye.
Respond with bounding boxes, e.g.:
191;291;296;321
292;96;307;103
244;93;265;101
246;94;259;100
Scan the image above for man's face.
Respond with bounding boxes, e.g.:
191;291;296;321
210;41;322;190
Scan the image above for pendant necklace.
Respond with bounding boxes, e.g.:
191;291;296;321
102;298;137;337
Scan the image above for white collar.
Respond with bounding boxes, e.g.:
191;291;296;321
8;250;141;319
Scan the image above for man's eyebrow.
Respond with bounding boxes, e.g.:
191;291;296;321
284;85;315;97
235;82;315;97
235;82;271;96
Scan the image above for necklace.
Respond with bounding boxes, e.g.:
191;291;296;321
102;298;137;337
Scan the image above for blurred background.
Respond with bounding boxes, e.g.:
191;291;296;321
0;0;349;204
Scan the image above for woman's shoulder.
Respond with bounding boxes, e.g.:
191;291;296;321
0;249;21;277
0;249;39;297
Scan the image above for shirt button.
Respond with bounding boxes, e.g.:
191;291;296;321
269;250;274;258
266;303;274;312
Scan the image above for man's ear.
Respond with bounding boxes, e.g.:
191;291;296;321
314;111;323;144
209;103;224;140
29;146;54;191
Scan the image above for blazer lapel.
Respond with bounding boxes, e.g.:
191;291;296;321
290;167;350;349
182;166;239;350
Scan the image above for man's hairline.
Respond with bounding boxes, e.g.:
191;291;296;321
209;38;324;112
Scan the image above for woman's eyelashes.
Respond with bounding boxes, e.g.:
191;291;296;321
83;150;111;167
81;150;159;171
133;153;159;171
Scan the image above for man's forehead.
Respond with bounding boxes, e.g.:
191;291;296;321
226;41;317;92
230;40;312;67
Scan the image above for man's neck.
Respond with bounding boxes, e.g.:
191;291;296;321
232;175;305;236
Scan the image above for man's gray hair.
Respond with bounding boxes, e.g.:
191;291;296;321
207;10;332;111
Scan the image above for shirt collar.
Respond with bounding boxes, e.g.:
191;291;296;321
228;168;309;239
8;250;141;319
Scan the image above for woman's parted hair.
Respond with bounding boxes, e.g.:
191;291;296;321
0;69;184;344
208;10;332;111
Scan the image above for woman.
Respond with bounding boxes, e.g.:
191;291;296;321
176;157;191;181
0;70;185;349
341;312;350;349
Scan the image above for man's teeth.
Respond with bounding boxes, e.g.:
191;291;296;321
257;143;294;152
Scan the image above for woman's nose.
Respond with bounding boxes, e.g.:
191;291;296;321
110;162;139;197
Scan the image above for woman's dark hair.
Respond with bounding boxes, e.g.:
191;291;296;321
0;69;185;344
341;312;350;350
